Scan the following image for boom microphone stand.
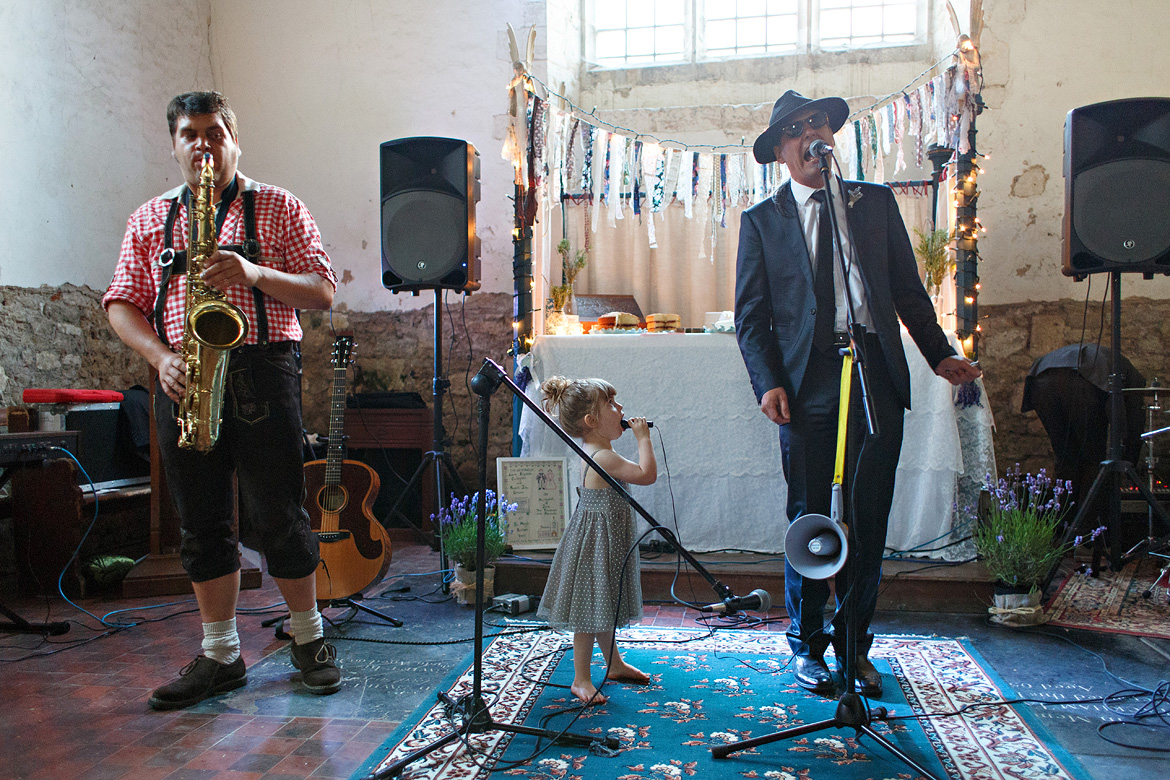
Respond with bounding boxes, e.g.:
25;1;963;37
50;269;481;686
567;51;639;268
469;359;759;611
711;152;942;779
366;364;612;780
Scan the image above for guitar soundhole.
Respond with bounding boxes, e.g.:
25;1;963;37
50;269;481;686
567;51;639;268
318;485;349;514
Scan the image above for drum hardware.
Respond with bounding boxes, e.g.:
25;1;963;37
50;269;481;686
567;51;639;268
1140;551;1170;604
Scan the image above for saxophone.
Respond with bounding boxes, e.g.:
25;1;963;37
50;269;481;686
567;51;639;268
177;153;249;451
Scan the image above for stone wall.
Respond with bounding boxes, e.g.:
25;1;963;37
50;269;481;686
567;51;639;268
6;283;1170;496
0;284;150;408
0;286;515;494
978;297;1170;479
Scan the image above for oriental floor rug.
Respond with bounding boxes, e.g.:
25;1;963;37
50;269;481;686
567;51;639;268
352;627;1085;780
1046;556;1170;639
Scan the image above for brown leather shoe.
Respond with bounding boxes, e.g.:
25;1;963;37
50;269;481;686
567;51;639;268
148;655;246;710
836;655;882;697
792;655;835;694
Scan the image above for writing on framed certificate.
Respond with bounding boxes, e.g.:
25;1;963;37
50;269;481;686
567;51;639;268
496;457;570;550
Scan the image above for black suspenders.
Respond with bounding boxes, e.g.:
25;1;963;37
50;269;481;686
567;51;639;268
154;186;268;347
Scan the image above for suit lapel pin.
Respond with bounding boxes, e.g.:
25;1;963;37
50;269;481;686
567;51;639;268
848;187;863;208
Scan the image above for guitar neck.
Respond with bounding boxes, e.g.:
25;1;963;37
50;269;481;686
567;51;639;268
325;364;347;484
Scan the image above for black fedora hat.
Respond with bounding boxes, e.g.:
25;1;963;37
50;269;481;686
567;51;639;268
753;90;849;164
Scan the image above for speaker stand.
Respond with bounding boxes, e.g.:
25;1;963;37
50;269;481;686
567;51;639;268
1043;272;1170;593
381;289;467;590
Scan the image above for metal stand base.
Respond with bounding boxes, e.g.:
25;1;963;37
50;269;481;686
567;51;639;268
366;383;609;779
712;692;941;778
0;603;70;636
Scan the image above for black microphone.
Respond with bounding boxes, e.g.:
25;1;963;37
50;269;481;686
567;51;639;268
807;139;834;159
698;588;772;614
620;418;654;430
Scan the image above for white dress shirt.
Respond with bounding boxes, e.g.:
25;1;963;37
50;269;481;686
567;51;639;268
790;177;874;331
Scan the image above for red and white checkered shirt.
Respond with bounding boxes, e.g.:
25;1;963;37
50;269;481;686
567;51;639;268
103;173;337;346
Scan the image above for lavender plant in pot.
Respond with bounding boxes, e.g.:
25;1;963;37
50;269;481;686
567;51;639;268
964;466;1100;626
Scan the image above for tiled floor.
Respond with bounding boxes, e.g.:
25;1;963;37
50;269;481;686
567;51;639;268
1;544;752;780
3;544;1168;780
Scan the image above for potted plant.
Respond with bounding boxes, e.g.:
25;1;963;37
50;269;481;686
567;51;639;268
433;491;517;605
962;466;1101;625
913;227;954;299
551;238;587;312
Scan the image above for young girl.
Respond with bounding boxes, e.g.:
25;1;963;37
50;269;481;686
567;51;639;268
537;376;657;705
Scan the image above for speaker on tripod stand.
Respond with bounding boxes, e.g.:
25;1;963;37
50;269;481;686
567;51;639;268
1044;97;1170;589
378;137;481;571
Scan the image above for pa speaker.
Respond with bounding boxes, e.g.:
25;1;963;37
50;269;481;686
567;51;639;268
380;137;481;293
1063;97;1170;277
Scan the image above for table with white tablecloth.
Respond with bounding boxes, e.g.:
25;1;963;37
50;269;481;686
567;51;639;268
517;329;993;559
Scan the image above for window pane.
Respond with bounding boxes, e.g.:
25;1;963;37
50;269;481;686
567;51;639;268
818;0;921;49
766;15;797;47
595;29;627;60
595;0;627;30
738;17;766;47
853;6;882;30
656;24;685;54
707;18;736;50
627;27;654;55
885;4;916;35
767;0;798;12
821;8;851;38
739;0;767;16
628;2;655;28
655;0;686;24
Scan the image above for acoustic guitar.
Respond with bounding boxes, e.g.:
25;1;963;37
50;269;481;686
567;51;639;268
304;334;391;600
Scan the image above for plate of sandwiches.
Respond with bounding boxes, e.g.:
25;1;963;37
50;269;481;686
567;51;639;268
645;312;682;333
593;311;643;333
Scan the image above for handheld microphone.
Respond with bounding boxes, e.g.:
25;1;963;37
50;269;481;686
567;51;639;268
620;418;654;430
807;140;834;159
698;588;772;615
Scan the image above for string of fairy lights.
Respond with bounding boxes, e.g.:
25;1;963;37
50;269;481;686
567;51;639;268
505;39;985;358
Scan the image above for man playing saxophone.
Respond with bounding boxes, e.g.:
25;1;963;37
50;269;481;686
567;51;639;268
103;91;340;709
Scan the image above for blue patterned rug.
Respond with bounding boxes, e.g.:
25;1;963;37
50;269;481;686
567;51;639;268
352;627;1086;780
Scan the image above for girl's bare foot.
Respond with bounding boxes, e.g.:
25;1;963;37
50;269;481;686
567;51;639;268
570;681;607;705
606;662;650;685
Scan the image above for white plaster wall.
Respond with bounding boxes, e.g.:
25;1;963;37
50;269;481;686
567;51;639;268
977;0;1170;304
208;0;529;312
0;0;213;289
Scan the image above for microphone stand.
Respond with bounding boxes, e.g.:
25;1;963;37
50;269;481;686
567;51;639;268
712;156;942;780
469;358;739;606
366;366;611;780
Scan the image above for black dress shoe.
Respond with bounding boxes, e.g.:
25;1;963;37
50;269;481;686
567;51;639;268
836;655;882;697
792;655;835;693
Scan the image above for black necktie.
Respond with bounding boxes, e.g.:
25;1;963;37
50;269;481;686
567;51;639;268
811;190;836;352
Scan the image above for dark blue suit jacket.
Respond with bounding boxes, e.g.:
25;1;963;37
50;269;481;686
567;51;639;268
734;180;955;410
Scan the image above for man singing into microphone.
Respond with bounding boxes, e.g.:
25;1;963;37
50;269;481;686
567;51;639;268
734;91;980;697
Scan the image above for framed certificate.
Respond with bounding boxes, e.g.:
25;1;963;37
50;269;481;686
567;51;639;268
496;457;571;550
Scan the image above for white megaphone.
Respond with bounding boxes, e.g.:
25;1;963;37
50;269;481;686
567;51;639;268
784;483;849;580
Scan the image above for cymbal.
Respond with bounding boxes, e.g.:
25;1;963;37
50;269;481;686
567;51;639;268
1123;386;1165;394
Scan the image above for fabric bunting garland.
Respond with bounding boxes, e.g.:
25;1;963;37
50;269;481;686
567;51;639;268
505;63;978;253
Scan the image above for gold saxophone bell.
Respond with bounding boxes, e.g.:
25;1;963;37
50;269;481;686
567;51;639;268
177;153;250;452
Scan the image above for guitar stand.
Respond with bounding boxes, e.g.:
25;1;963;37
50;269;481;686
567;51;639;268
325;595;403;627
261;593;402;640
